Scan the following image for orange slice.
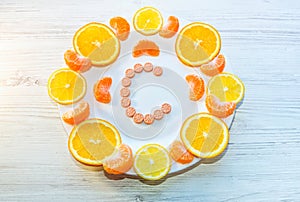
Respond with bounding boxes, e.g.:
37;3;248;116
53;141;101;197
169;140;194;164
132;40;160;57
47;68;86;105
110;16;130;41
200;54;225;77
68;119;121;166
73;22;120;67
133;7;163;36
103;144;133;175
185;74;205;101
205;95;236;118
159;16;179;38
181;113;229;158
94;77;112;104
62;100;90;125
175;22;221;67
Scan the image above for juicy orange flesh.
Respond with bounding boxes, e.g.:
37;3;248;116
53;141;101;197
76;25;117;62
178;26;218;62
49;71;84;101
209;76;242;102
185;117;225;153
136;9;161;30
135;146;169;177
73;122;118;160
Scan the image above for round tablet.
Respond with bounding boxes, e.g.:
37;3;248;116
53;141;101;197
153;66;163;76
126;106;136;117
161;103;171;114
153;109;164;120
143;62;153;72
120;87;130;97
121;97;131;108
133;113;144;124
144;114;154;125
121;77;131;87
125;68;135;78
134;63;143;73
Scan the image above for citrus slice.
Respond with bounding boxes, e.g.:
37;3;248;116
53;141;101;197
47;68;86;105
205;95;236;118
185;74;205;101
62;100;90;125
175;22;221;67
207;72;245;103
68;119;121;166
180;113;229;158
134;144;171;180
200;54;225;77
169;140;194;164
73;22;120;67
133;7;163;36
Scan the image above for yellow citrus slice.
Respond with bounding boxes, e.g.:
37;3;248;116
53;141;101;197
134;144;171;180
175;22;221;67
47;68;86;105
181;113;229;158
133;7;163;36
68;118;121;166
207;72;245;103
73;22;120;67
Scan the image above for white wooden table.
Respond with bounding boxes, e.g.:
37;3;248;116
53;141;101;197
1;0;300;201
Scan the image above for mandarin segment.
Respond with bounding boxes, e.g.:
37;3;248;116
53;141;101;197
206;94;236;118
62;100;90;125
159;16;179;38
185;74;205;101
94;77;112;104
132;40;160;57
64;50;92;73
200;54;225;76
109;16;130;41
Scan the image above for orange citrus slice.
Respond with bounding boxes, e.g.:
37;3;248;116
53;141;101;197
47;68;86;105
175;22;221;67
134;144;171;180
68;119;121;166
133;7;163;36
207;72;245;103
180;113;229;158
73;22;120;67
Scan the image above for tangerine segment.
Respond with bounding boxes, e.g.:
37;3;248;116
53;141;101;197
73;22;120;67
132;40;160;57
185;74;205;101
207;72;245;103
48;68;86;105
94;77;112;104
62;101;90;125
110;16;130;41
176;22;221;67
200;54;225;77
103;144;133;175
68;119;121;166
169;140;194;164
159;16;179;38
133;7;163;36
64;50;92;73
134;144;171;181
181;113;229;158
206;95;236;118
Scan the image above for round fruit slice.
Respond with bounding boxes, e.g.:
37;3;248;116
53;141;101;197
205;95;236;118
159;16;179;38
47;68;86;105
200;54;225;77
133;7;163;36
62;100;90;125
175;22;221;67
110;16;130;41
181;113;229;158
207;72;245;103
169;140;194;164
185;74;205;101
103;144;133;175
73;22;120;67
134;144;171;180
68;119;121;166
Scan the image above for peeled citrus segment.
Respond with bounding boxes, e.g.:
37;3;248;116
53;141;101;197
133;7;163;36
159;16;179;38
134;144;171;180
64;50;92;73
185;74;205;101
94;77;112;104
132;40;160;57
62;100;90;125
103;144;133;175
181;113;229;158
200;54;225;77
47;68;86;105
169;140;194;164
68;119;121;166
73;22;120;67
110;16;130;41
206;95;236;118
207;72;245;103
176;22;221;67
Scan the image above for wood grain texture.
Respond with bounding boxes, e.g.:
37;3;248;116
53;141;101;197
1;0;300;201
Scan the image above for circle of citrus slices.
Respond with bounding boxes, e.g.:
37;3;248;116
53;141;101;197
73;22;120;67
180;113;229;158
207;72;245;103
47;68;86;105
175;22;221;67
68;118;121;166
134;144;171;180
133;7;163;36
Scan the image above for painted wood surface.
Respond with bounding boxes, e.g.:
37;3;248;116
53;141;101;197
0;0;300;201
